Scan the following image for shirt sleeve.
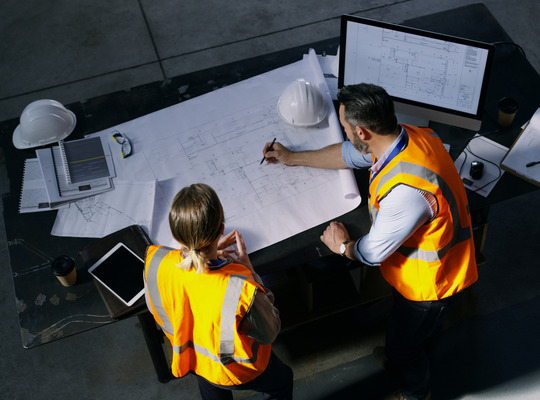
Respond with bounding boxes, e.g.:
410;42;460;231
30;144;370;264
354;184;435;265
238;285;281;345
341;141;372;169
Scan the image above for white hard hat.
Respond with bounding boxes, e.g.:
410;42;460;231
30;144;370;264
13;99;76;149
277;79;327;127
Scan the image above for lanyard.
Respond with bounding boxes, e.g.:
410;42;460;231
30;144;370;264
369;131;409;187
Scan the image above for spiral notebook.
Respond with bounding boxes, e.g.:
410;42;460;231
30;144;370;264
19;158;51;213
58;136;115;185
28;136;116;209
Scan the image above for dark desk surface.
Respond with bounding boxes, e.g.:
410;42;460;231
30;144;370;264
1;3;539;345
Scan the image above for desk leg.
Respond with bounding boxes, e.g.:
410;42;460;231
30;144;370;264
472;207;489;265
138;312;173;383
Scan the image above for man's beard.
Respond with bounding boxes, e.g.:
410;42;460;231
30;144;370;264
352;135;369;154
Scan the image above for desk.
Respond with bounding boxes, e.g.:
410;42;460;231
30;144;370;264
1;3;539;383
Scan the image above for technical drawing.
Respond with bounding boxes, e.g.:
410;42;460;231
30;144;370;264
349;25;484;113
141;97;337;222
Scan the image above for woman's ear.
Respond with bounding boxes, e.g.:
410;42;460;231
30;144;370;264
220;223;225;235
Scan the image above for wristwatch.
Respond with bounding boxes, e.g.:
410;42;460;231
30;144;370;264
339;240;354;257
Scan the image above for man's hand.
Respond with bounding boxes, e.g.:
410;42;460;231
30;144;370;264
320;221;351;255
262;141;347;169
262;141;297;166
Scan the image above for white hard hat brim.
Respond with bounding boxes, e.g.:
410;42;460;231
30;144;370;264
277;102;327;127
12;110;76;149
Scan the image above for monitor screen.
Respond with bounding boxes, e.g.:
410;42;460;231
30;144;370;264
338;15;494;131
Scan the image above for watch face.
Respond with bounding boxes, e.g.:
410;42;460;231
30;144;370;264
340;243;346;254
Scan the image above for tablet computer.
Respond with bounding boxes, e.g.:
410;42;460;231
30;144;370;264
88;242;145;307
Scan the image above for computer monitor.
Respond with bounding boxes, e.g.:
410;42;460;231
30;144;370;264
338;15;494;131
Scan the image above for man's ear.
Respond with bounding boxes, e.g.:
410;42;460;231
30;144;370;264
356;126;371;141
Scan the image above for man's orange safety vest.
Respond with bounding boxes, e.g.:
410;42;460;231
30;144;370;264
144;245;272;385
369;124;478;301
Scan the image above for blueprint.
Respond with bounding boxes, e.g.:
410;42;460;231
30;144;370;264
52;180;155;238
52;51;361;252
345;24;489;114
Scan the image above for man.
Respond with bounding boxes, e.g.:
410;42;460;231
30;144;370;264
262;83;478;400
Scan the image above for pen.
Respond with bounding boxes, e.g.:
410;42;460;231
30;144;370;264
526;161;540;167
260;138;277;165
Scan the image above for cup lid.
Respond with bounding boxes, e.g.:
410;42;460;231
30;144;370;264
498;97;519;113
51;255;75;276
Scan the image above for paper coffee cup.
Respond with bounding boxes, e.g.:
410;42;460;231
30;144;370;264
51;255;77;287
498;97;519;128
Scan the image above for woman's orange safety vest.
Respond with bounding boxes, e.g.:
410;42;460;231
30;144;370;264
144;245;272;385
369;124;478;301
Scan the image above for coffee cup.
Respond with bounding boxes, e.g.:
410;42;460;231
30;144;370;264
498;97;519;128
51;255;77;287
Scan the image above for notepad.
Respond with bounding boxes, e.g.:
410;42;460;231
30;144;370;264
501;108;540;186
35;145;114;208
19;158;51;213
58;136;115;185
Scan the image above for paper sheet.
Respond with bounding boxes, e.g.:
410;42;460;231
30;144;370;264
501;108;540;184
51;180;156;237
304;52;358;199
53;51;361;251
455;135;507;197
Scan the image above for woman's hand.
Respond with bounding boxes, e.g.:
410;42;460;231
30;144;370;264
217;229;239;259
230;230;254;272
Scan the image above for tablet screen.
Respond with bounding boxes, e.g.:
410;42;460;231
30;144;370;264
88;242;145;306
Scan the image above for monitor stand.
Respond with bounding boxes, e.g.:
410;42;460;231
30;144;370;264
396;112;430;128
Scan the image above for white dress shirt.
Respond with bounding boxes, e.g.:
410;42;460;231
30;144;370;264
341;128;437;266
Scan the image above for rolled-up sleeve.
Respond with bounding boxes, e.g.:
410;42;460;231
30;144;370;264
341;141;372;169
354;185;434;265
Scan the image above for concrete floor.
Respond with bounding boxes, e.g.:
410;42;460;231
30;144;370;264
1;1;540;399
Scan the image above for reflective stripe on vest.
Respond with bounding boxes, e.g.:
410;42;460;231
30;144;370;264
146;248;260;366
145;246;174;335
371;161;471;262
171;336;260;366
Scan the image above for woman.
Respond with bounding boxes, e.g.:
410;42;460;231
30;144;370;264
144;183;293;399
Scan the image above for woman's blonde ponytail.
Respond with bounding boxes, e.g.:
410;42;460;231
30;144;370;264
169;184;224;273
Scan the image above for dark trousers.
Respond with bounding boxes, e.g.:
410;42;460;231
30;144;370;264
195;351;294;400
385;288;463;400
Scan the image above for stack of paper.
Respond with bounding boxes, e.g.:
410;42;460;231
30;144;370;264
19;136;116;213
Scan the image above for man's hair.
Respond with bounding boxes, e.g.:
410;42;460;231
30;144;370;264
337;83;398;135
169;183;224;273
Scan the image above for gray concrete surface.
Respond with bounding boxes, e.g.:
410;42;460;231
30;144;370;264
1;1;540;399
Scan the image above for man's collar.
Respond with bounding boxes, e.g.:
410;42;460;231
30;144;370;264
370;126;406;173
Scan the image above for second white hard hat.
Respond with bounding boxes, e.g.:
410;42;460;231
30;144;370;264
277;79;327;127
